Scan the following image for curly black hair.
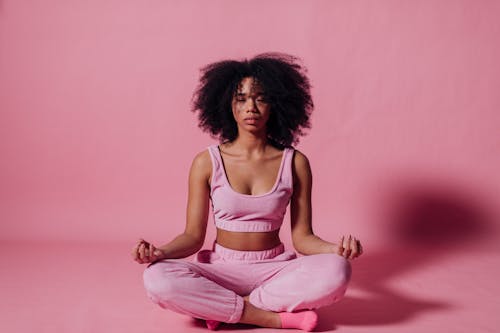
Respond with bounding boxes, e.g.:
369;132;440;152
191;52;313;148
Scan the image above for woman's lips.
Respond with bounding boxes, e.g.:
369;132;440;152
244;118;259;124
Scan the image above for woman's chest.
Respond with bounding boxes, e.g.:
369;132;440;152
221;156;283;196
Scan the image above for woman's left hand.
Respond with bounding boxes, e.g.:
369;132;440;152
334;235;363;260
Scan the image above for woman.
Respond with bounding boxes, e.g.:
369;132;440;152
131;53;363;331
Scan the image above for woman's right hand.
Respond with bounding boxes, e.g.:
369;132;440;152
131;239;165;264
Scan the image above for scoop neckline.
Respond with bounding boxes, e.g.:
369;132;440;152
216;145;287;198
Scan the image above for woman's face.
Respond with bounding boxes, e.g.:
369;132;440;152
231;77;270;135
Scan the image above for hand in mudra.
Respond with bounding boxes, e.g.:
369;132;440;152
335;235;363;260
131;239;165;264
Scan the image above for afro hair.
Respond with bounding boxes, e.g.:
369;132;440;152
191;52;313;148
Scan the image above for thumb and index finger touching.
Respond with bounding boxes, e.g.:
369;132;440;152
337;235;363;259
133;239;164;262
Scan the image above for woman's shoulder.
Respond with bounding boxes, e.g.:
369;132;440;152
291;149;310;167
291;148;312;178
189;147;213;179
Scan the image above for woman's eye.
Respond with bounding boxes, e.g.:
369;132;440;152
235;97;268;103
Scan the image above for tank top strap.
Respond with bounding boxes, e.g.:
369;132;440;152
280;147;295;190
207;144;225;192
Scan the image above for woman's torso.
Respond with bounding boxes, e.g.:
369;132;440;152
207;143;294;251
215;229;282;251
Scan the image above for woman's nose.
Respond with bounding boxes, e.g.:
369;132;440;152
245;98;257;111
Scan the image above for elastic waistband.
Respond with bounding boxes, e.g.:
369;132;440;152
213;242;285;261
214;219;282;232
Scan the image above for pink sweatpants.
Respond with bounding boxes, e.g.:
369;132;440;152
142;242;351;323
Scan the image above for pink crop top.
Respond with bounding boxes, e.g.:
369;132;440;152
207;144;294;232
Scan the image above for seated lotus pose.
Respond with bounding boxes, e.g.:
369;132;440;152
131;52;363;331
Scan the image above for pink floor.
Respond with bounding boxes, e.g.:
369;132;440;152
1;239;499;333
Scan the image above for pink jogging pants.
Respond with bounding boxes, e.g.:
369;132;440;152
142;242;351;323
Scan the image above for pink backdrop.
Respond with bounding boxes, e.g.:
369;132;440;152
1;0;499;248
1;1;500;332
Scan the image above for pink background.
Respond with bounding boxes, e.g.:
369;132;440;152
1;1;499;332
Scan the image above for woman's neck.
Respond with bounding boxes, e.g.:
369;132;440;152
224;133;270;156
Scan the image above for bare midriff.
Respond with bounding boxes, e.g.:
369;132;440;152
215;228;282;251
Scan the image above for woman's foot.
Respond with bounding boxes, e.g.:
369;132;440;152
205;320;221;330
278;310;318;332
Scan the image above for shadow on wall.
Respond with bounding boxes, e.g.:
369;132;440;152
316;180;496;330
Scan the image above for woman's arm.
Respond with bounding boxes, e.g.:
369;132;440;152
154;150;212;259
290;151;362;258
290;150;334;255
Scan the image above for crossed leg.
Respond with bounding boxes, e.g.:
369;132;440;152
249;253;352;312
142;253;351;331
